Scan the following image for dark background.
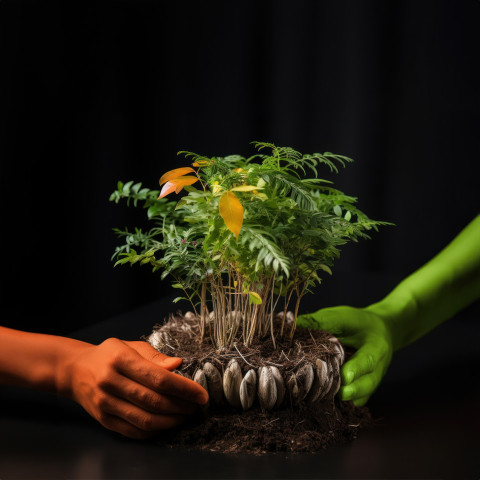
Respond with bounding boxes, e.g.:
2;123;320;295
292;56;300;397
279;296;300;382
1;0;479;335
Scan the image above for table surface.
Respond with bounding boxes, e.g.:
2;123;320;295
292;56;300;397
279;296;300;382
1;296;479;479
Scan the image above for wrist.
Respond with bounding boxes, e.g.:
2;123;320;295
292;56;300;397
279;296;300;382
365;287;417;351
53;339;93;398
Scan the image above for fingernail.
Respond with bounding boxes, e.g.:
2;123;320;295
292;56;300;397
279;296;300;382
198;392;209;405
341;386;354;401
344;370;354;385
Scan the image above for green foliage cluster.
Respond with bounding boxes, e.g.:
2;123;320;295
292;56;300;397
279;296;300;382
111;142;391;348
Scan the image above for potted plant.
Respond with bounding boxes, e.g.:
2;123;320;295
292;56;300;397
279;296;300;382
110;142;389;453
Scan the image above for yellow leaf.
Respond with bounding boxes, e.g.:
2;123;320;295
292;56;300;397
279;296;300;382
192;160;212;167
172;176;199;194
212;184;223;195
158;176;198;198
219;191;243;239
233;280;238;287
248;291;262;305
159;167;195;185
231;185;264;192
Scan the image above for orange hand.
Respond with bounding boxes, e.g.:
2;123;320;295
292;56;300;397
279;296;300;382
58;338;208;439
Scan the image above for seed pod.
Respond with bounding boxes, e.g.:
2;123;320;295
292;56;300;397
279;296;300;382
147;331;163;350
223;359;242;408
208;311;215;322
327;355;342;397
203;362;224;405
193;369;210;411
276;311;295;325
305;367;322;403
270;366;286;407
287;373;300;404
330;372;342;397
328;337;345;365
226;310;243;326
258;366;277;410
315;358;331;401
296;363;314;401
321;361;335;398
160;331;172;346
193;369;208;392
184;311;196;320
239;369;257;410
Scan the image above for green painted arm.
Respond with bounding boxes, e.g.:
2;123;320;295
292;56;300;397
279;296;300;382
297;215;480;405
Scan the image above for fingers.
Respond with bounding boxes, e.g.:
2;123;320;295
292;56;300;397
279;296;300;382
115;349;208;405
339;371;381;403
352;396;370;407
123;341;182;371
100;404;186;440
297;306;362;336
342;348;377;383
100;413;152;440
102;394;187;433
107;374;197;415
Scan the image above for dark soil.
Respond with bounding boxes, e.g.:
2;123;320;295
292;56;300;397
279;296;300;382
147;311;374;454
159;397;372;455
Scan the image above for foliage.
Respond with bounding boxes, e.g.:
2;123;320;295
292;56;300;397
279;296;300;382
110;142;392;348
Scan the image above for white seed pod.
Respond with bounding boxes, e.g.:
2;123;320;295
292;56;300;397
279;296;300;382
287;373;300;404
193;369;208;392
270;366;286;407
203;362;224;405
326;355;341;397
208;311;216;322
223;359;242;408
239;369;257;410
160;331;172;345
147;331;163;350
184;311;196;320
330;372;342;397
258;366;277;410
315;358;331;401
316;358;329;385
321;361;335;398
328;337;345;365
226;310;243;326
286;311;295;325
296;363;314;401
193;369;210;411
305;367;322;403
276;311;294;325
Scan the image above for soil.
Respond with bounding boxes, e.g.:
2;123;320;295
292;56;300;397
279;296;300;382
147;311;374;455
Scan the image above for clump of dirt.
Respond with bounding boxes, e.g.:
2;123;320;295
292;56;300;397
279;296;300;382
147;311;373;454
160;398;372;454
148;312;343;377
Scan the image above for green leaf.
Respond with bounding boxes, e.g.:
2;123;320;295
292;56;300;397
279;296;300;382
171;283;184;289
319;264;332;275
249;291;262;305
333;205;342;216
173;296;188;303
344;211;352;222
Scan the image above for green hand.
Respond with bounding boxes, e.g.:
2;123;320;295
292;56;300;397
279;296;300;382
297;306;393;406
297;215;480;407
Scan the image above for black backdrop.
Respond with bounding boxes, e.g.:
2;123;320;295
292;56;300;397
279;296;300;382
1;0;479;335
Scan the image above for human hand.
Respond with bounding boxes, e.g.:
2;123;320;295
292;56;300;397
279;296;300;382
57;338;208;439
296;306;393;406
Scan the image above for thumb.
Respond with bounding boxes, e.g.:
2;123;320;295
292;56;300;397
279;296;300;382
297;307;345;335
122;340;183;371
